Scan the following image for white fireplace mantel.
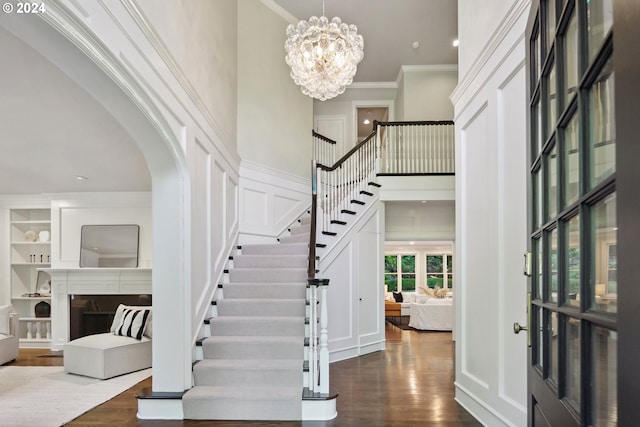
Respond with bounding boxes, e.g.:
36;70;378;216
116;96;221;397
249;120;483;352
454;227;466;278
44;268;152;351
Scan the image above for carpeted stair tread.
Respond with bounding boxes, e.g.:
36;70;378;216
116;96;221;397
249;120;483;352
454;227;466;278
229;268;307;283
203;336;303;360
209;316;305;336
289;224;310;235
182;385;301;420
277;234;309;244
193;359;302;387
240;242;308;255
222;283;306;299
233;254;307;268
217;298;305;316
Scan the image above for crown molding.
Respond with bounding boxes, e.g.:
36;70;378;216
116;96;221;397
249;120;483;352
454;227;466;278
347;81;398;90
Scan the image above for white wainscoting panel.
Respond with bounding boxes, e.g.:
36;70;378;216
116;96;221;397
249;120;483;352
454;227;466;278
452;1;529;426
238;161;310;244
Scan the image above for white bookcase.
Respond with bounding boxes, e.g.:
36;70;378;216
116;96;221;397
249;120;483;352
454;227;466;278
9;208;52;348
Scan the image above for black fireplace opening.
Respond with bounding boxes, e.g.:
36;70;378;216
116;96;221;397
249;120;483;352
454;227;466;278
69;294;152;341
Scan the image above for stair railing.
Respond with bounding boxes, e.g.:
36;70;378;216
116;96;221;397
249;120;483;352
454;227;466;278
377;120;455;175
312;130;337;167
307;119;455;394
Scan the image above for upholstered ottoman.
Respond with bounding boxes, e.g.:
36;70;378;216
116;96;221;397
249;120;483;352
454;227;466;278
64;304;152;379
64;333;151;379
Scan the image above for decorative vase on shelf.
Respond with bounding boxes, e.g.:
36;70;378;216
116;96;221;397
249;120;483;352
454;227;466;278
38;230;50;243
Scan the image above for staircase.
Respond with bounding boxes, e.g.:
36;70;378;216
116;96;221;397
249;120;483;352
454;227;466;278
182;219;311;421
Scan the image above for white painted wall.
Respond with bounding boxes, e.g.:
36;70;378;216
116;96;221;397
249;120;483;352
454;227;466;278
400;67;458;121
237;0;313;179
457;0;517;80
451;1;530;425
384;201;455;242
238;160;310;245
136;0;238;152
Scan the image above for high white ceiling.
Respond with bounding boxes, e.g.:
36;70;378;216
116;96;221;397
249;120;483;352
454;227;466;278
0;1;458;196
273;0;459;82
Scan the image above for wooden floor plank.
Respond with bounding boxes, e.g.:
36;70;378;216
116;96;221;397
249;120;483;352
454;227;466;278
7;322;480;426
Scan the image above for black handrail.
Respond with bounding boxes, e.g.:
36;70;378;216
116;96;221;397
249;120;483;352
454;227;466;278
312;130;337;144
377;120;454;126
318;129;377;172
308;160;318;279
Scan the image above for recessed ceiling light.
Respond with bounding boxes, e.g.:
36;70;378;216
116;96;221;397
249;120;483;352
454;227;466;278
363;119;371;125
421;200;426;203
412;41;420;49
76;176;88;181
409;241;415;245
453;39;459;47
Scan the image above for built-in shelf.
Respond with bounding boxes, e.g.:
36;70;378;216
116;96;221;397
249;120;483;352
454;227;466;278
19;317;51;322
12;296;51;301
11;263;51;266
10;220;51;224
10;242;51;245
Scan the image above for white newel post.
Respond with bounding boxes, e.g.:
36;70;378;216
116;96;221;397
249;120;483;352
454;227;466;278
319;280;330;393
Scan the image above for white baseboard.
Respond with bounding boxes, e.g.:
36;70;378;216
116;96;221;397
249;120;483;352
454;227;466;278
455;382;516;427
302;398;338;421
137;398;184;420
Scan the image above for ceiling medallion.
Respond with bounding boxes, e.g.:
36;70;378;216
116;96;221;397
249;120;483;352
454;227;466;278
285;2;364;101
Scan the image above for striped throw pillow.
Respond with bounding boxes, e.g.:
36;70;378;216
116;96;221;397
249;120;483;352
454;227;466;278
114;308;150;340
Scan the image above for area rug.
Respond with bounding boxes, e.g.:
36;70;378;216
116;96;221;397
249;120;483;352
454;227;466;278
0;366;151;427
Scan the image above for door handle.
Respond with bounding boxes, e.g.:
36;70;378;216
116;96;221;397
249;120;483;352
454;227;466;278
513;322;528;334
513;292;532;347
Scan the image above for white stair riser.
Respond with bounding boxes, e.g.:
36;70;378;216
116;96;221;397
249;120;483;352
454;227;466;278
289;224;310;235
278;234;308;244
183;391;301;421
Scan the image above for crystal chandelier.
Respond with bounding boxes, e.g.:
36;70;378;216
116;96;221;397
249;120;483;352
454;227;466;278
285;2;364;101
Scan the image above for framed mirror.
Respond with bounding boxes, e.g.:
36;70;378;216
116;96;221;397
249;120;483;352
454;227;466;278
80;225;140;268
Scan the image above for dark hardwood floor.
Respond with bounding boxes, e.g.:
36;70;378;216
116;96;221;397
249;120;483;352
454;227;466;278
9;322;480;426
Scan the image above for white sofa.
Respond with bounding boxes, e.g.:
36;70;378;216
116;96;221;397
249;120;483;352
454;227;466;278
0;305;19;365
408;298;453;331
385;292;433;316
64;304;152;379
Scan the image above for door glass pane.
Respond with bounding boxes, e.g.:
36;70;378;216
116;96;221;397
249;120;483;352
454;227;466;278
533;27;541;85
588;60;615;188
549;228;558;303
587;0;613;62
534;168;543;230
565;215;580;307
546;0;556;50
565;317;580;411
533;237;543;299
593;327;617;426
535;306;544;369
591;193;617;313
533;102;542;158
563;114;580;206
547;63;557;138
549;311;558;383
563;11;578;105
546;144;558;221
